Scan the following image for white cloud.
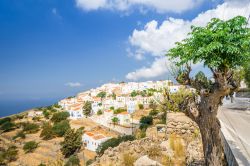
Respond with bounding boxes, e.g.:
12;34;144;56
126;58;170;80
65;82;82;87
126;1;250;80
75;0;203;13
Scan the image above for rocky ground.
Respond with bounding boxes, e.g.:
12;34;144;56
91;112;204;166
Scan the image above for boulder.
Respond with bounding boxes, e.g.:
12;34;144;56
134;155;162;166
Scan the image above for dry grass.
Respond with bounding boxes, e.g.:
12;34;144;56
168;134;186;165
147;146;162;159
122;153;137;166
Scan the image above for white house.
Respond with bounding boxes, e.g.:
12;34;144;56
127;101;137;114
91;103;103;114
117;112;131;126
83;132;111;152
103;110;113;122
68;103;83;119
168;85;184;93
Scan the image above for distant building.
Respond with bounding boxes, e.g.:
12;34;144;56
28;111;43;118
127;101;137;114
82;132;111;152
116;112;131;126
68;103;83;119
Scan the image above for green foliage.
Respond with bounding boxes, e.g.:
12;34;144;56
22;123;40;134
53;120;70;137
113;108;126;114
51;112;69;123
131;90;138;97
97;110;103;115
83;101;92;117
163;88;193;112
167;16;250;70
0;121;15;132
0;145;18;163
244;64;250;88
0;117;11;125
110;106;114;110
149;100;157;110
64;155;80;166
96;135;135;155
40;122;55;140
96;91;106;99
139;116;153;130
138;104;144;110
149;109;159;116
23;141;38;153
86;159;94;166
112;92;116;100
111;117;119;125
43;110;50;119
60;129;82;157
13;131;26;140
38;163;46;166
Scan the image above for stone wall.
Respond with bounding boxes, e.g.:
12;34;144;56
167;112;199;137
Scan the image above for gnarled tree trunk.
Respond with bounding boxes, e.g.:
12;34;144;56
197;103;227;166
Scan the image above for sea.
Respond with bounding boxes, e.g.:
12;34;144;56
0;99;59;118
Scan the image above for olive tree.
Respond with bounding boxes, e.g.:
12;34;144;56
166;16;250;165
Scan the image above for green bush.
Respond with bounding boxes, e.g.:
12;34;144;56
86;159;94;166
52;120;70;137
0;145;18;163
65;155;80;166
96;135;135;155
51;112;69;123
22;123;40;134
40;122;55;140
113;108;127;114
42;110;50;119
60;129;82;157
97;110;103;115
138;104;144;110
139;116;153;130
23;141;38;153
0;117;11;125
149;109;159;116
0;121;15;132
13;131;26;140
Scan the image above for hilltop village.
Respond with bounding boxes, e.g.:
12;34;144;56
0;80;202;166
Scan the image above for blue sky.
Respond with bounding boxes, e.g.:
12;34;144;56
0;0;248;101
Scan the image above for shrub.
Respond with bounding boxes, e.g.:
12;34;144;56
139;116;153;130
60;129;82;157
149;109;159;116
110;106;114;110
22;123;40;134
38;163;46;166
97;110;103;115
138;104;144;110
52;120;70;137
113;108;126;114
0;117;11;125
4;146;18;162
122;153;136;166
51;112;69;123
23;141;38;153
0;145;18;163
0;121;15;132
13;131;26;140
86;159;94;166
96;135;135;155
40;122;55;140
148;146;162;159
65;155;80;166
43;110;50;119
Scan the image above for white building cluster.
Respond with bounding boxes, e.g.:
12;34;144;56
58;80;183;119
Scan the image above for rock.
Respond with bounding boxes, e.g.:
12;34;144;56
181;129;186;134
134;155;162;166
